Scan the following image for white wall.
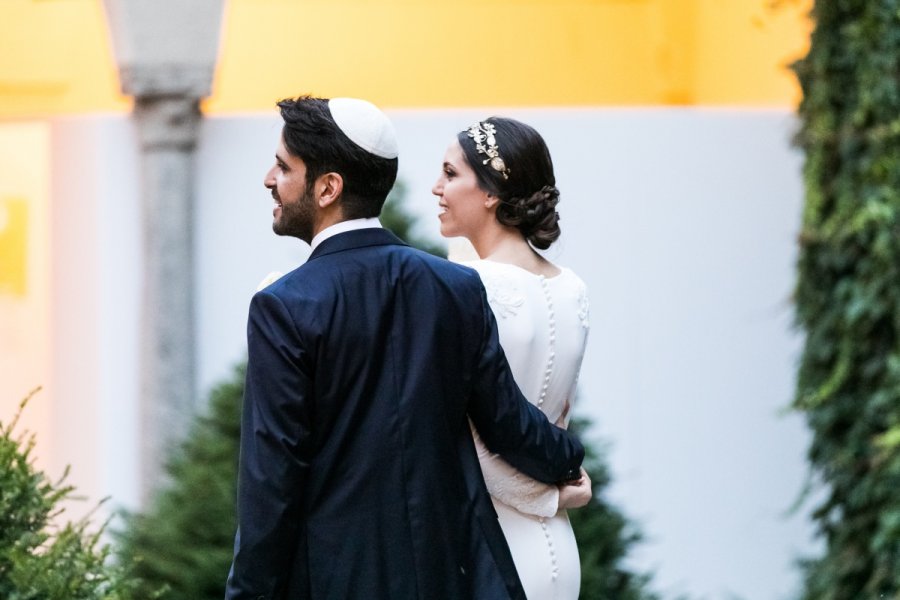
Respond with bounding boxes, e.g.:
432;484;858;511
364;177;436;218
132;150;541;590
50;116;142;515
45;108;814;599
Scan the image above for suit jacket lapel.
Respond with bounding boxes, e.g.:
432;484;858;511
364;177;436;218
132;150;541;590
307;228;408;261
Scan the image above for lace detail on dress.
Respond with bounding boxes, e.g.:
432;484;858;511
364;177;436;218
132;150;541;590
471;422;559;518
577;283;590;329
485;460;560;518
480;270;524;319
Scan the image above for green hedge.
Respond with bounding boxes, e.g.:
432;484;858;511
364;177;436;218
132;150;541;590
567;419;658;600
116;368;242;600
0;389;140;600
792;1;900;597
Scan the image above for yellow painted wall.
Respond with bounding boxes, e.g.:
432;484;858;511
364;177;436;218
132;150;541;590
0;0;810;116
0;0;129;117
692;0;811;105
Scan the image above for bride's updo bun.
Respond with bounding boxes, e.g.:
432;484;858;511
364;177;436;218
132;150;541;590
496;185;560;250
457;117;562;249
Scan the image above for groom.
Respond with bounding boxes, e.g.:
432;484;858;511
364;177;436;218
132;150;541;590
224;95;584;600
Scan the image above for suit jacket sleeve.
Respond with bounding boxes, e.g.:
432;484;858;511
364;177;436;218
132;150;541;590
467;281;584;485
225;290;314;600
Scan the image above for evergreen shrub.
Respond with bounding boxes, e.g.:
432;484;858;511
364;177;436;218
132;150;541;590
0;389;139;600
567;419;658;600
116;367;243;600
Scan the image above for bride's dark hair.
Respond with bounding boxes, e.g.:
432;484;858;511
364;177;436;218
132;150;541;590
457;117;561;250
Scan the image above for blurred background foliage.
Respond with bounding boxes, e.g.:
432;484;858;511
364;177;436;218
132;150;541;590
792;0;900;598
116;368;242;600
0;390;140;600
380;181;447;257
567;417;660;600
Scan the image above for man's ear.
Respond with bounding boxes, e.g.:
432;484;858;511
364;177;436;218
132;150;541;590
316;172;344;208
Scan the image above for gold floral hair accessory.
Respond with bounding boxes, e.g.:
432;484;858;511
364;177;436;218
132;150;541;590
466;121;510;180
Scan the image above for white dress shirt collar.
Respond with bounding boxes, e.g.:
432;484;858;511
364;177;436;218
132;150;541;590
310;217;383;251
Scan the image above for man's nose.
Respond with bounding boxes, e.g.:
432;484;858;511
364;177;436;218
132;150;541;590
263;167;275;188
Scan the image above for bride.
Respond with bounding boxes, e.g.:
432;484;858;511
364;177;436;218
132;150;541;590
433;117;592;599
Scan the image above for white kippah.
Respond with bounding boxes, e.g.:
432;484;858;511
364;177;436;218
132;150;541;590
328;98;399;159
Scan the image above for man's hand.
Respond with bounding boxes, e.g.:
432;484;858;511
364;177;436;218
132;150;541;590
557;467;592;510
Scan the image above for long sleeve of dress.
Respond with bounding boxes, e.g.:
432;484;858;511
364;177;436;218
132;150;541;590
471;421;560;518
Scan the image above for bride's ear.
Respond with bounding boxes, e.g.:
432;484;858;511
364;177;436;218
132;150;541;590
485;194;499;209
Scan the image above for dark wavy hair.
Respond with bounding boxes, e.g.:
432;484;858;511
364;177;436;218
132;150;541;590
277;95;398;219
457;117;560;249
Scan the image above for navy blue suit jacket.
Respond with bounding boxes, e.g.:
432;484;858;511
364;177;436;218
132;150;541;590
225;228;583;599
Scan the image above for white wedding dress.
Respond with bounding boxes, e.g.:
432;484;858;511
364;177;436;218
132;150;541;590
466;259;590;600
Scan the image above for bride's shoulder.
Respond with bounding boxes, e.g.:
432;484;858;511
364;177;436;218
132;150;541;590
559;266;588;289
460;261;527;316
462;260;531;288
460;258;502;274
462;260;519;289
557;268;590;306
558;267;591;328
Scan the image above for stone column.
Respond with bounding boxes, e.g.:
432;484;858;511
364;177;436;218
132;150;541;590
102;0;224;504
133;95;201;501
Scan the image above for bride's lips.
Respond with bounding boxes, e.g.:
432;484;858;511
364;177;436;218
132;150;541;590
437;202;448;217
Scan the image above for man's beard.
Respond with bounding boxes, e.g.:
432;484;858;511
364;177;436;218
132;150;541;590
273;182;316;242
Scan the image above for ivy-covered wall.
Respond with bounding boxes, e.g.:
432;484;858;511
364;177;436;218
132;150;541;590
793;1;900;597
